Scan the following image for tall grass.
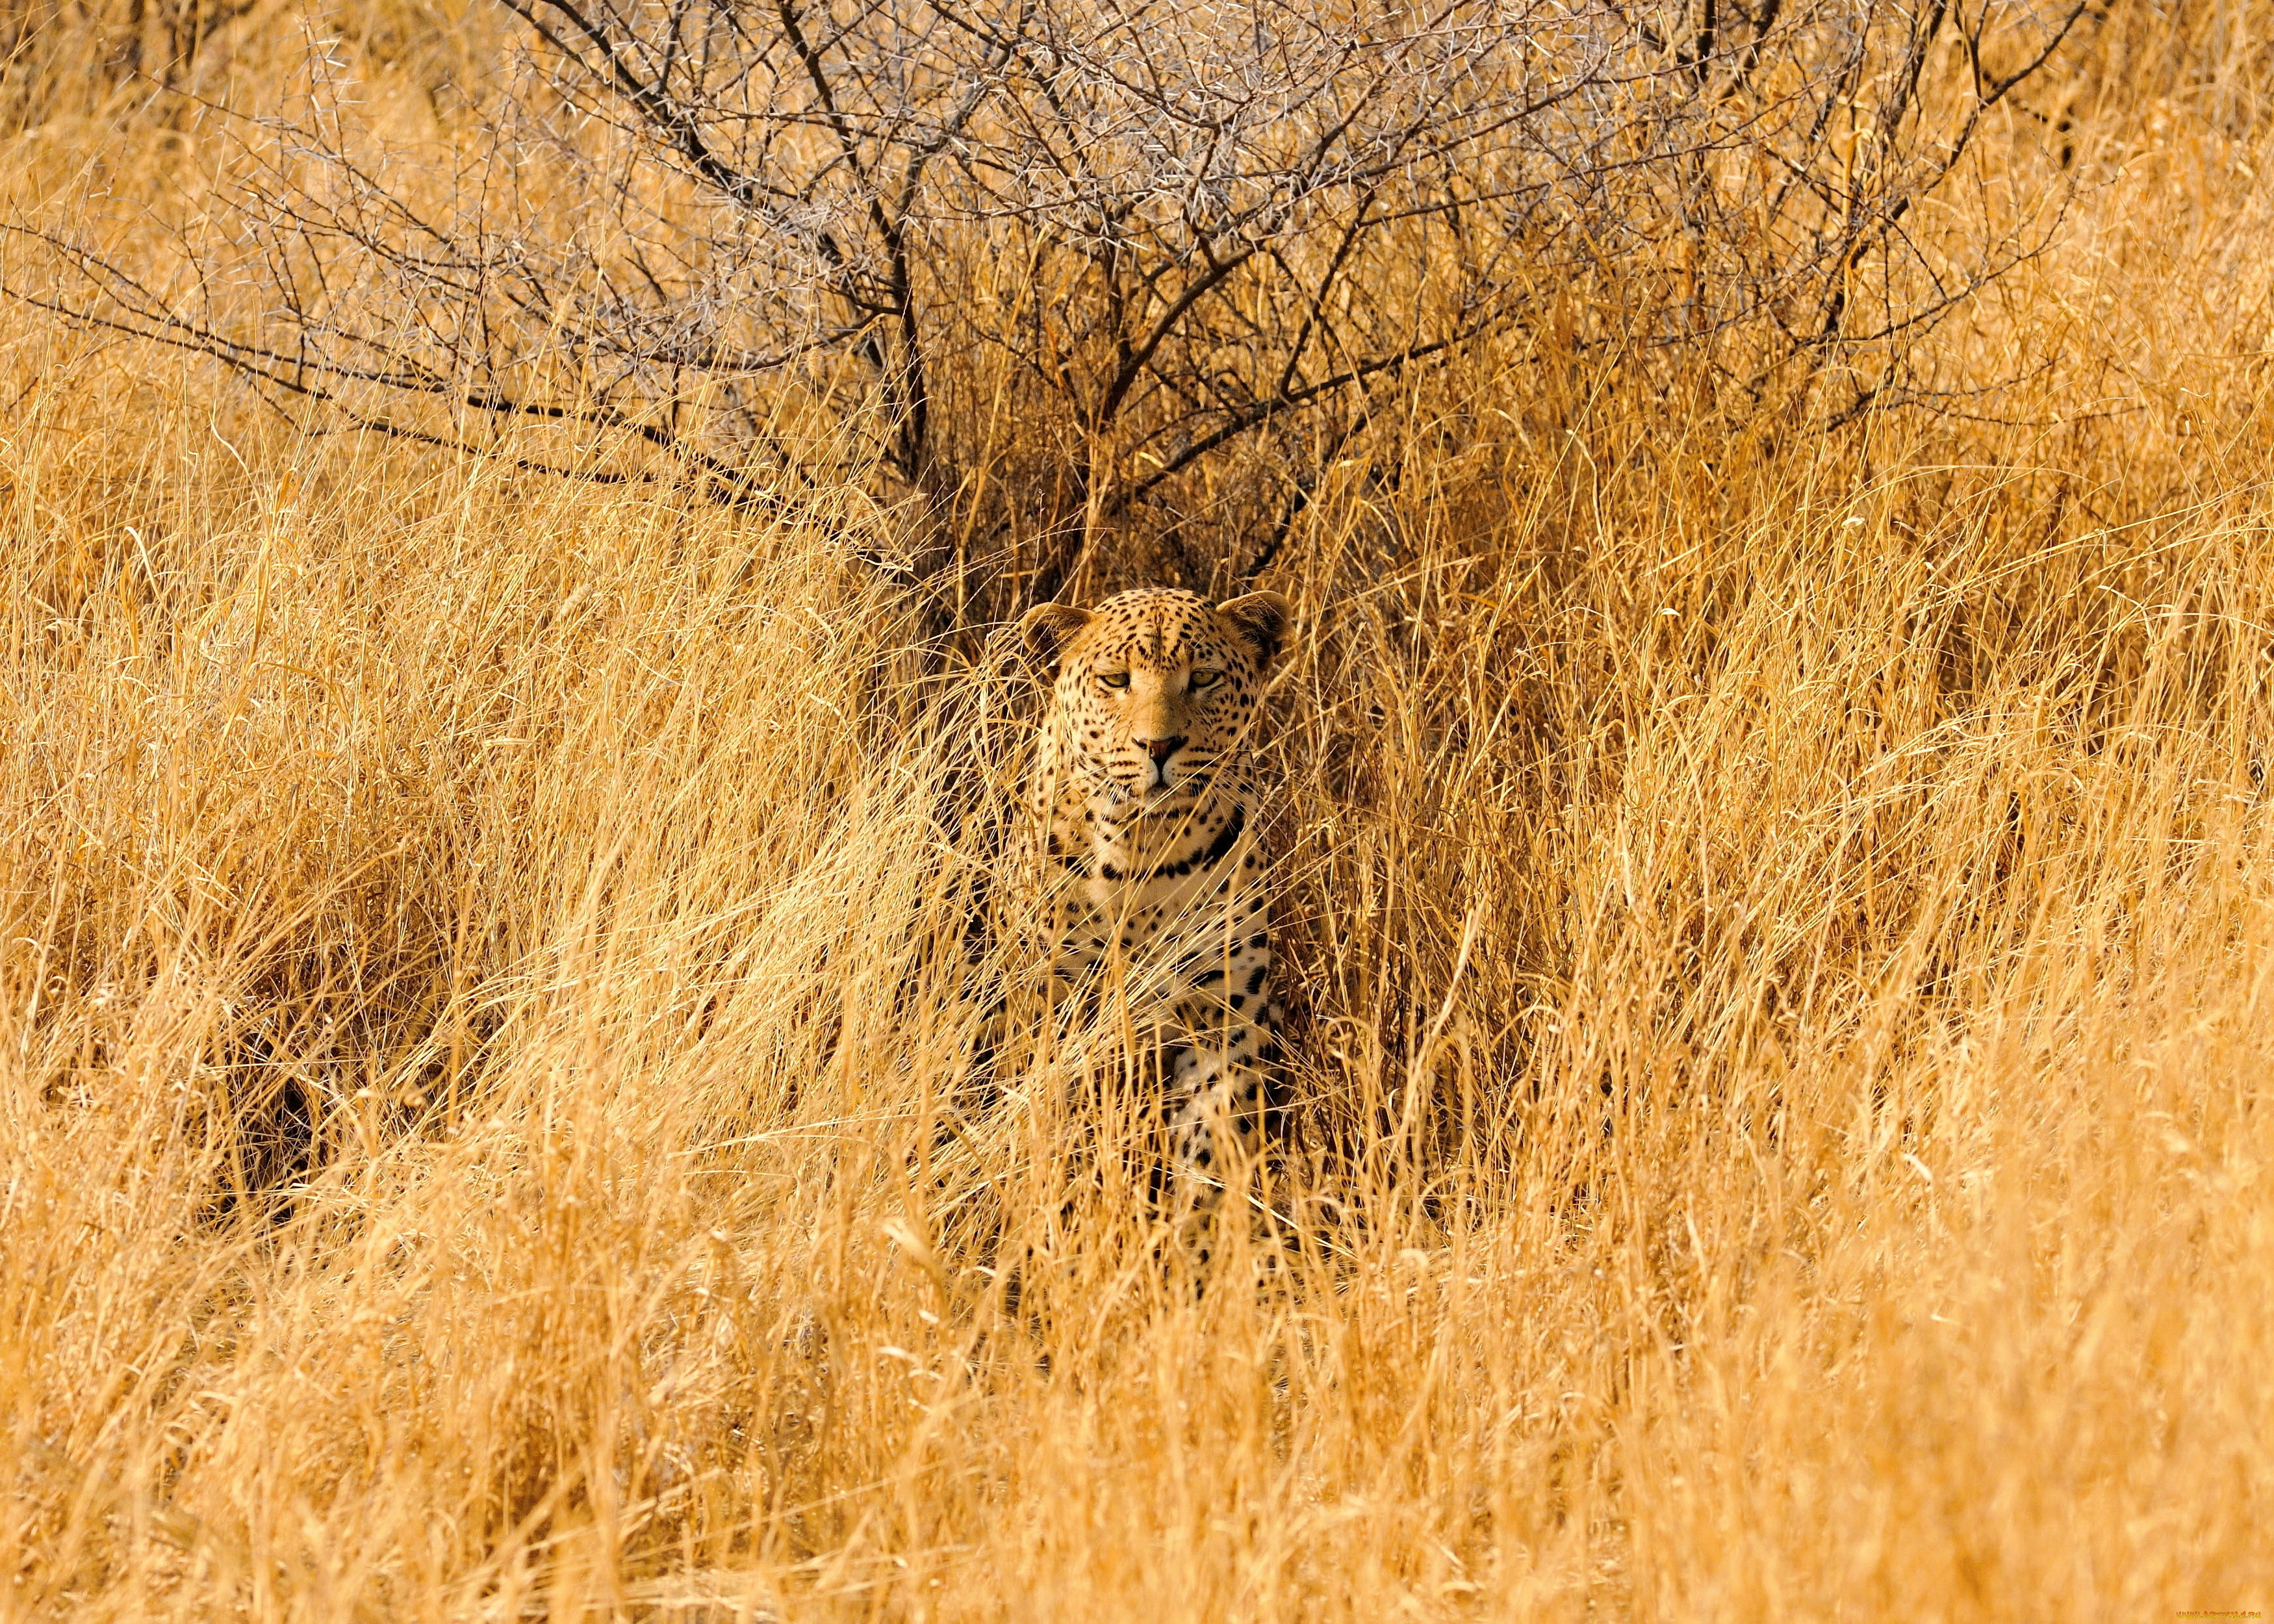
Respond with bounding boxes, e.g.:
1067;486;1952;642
5;4;2274;1618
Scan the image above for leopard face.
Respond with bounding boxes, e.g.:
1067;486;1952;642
1020;588;1290;816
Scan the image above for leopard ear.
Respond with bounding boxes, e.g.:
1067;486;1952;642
1216;590;1292;668
1016;602;1093;674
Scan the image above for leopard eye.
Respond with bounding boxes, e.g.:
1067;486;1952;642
1188;668;1223;691
1098;671;1132;690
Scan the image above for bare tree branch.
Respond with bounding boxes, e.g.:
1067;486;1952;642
1;0;2092;615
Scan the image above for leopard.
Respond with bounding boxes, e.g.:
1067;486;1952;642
1014;585;1293;1255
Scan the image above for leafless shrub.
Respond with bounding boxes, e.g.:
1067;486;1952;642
6;0;2091;610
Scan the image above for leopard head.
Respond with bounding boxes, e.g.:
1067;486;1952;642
1019;587;1292;814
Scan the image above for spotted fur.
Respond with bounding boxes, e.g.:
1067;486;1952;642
1016;586;1292;1246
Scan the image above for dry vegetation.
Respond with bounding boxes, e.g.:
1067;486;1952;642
6;1;2274;1618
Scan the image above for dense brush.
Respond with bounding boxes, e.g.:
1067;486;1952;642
5;3;2274;1618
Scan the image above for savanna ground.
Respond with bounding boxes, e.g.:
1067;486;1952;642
5;0;2274;1618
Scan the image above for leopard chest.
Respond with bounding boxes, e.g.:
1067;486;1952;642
1047;795;1270;1007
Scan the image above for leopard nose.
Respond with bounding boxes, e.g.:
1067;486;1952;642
1141;735;1187;765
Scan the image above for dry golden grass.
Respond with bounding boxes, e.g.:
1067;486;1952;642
6;6;2274;1619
